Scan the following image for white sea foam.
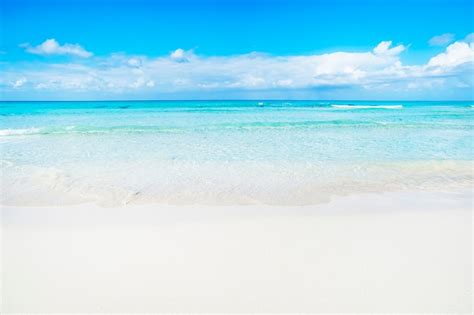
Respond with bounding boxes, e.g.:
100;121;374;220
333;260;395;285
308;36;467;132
331;104;403;109
1;160;472;207
0;128;41;136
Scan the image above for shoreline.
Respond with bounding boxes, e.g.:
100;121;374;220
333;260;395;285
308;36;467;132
2;189;472;312
2;159;473;208
1;186;472;210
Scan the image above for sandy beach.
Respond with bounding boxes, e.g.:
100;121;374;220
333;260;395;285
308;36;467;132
2;189;472;313
2;0;474;312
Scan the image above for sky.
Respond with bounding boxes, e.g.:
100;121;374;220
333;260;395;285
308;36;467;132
1;0;473;100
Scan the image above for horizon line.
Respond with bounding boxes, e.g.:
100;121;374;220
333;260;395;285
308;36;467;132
1;99;473;102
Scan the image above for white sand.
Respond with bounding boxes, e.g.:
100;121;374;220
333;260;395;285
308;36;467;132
1;190;472;313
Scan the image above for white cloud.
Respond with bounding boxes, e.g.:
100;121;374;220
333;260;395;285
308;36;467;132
22;39;93;58
427;41;474;68
429;33;455;46
11;78;27;88
129;77;146;88
373;41;405;56
3;40;473;97
146;80;155;87
127;58;142;67
170;48;193;62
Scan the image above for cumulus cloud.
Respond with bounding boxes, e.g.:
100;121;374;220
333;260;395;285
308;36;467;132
3;40;473;98
429;33;455;46
373;41;405;56
170;48;194;62
22;39;93;58
427;41;474;68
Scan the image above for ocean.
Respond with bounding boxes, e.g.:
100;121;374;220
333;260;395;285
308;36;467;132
1;100;473;206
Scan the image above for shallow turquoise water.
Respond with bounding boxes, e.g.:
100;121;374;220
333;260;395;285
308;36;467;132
1;101;473;205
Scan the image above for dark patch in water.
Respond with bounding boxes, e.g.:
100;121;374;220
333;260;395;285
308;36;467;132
119;105;130;109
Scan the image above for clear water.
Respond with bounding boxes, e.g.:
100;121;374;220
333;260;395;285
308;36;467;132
1;100;473;206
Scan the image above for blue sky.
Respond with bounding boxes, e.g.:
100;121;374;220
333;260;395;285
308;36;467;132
1;0;473;100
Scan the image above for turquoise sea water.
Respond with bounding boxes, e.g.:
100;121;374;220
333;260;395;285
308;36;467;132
1;100;473;206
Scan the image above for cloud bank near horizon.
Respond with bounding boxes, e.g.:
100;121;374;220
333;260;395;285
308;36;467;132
2;36;474;100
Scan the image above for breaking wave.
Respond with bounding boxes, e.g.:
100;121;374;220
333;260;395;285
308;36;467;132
331;104;403;109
